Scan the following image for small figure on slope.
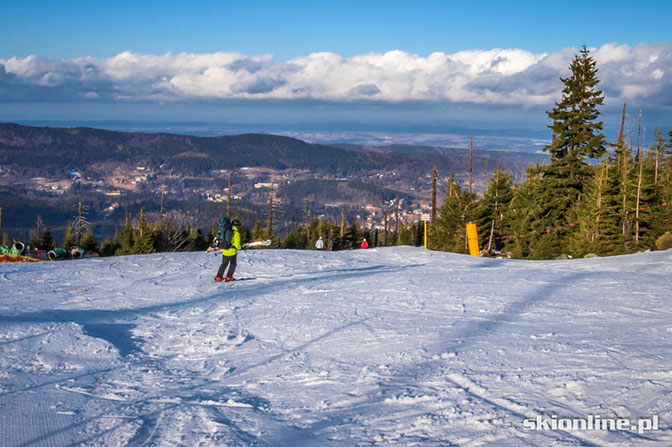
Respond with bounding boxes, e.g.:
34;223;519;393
214;217;242;282
361;238;368;249
315;236;324;250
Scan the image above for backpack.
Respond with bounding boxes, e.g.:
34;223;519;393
217;218;233;250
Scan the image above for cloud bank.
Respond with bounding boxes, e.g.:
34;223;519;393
1;43;670;107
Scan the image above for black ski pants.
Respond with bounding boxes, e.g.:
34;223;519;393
217;253;237;278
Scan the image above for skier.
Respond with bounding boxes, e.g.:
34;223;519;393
214;217;242;282
315;236;324;250
361;238;369;249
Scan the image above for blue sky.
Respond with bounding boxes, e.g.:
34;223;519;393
3;0;671;59
1;0;671;149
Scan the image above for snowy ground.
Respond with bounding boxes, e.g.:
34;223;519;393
1;247;671;446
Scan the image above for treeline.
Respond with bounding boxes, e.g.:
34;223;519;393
429;47;672;258
23;205;428;258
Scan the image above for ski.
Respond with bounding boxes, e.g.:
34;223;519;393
214;277;256;282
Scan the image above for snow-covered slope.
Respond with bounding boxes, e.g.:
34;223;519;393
1;247;671;446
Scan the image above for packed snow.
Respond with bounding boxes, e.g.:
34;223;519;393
1;247;671;446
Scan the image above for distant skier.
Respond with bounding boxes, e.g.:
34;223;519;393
361;238;369;249
214;217;242;282
315;236;324;250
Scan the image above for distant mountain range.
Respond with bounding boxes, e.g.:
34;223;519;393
0;123;546;178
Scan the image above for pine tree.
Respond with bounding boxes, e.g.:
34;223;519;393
641;151;660;247
431;176;474;253
115;212;136;255
650;131;672;239
343;218;363;249
134;209;156;254
251;220;263;241
473;168;513;253
282;224;308;249
100;235;117;257
62;226;79;250
80;231;100;253
30;216;43;249
186;226;206;252
39;227;56;251
504;166;539;258
569;161;608;256
533;46;606;258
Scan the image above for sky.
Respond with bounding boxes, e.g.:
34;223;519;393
1;0;671;149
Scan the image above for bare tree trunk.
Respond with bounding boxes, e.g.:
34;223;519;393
395;198;400;235
468;137;473;196
635;116;644;245
383;205;388;246
78;201;83;242
266;188;273;238
595;164;607;242
227;175;232;219
655;125;661;185
431;166;437;224
305;199;310;240
160;189;165;221
486;220;495;254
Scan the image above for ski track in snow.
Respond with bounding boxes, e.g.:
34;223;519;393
1;247;672;446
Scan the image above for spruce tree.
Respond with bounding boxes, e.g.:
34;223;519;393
186;226;205;252
133;209;156;254
504;166;540;258
534;46;606;258
431;176;474;253
251;220;263;241
62;226;79;250
651;131;672;238
115;212;136;255
38;227;56;251
100;235;117;257
80;231;100;253
282;224;308;249
473;168;514;253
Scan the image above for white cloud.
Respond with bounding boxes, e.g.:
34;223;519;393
1;43;671;106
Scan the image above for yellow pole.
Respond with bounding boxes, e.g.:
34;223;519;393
424;220;427;249
466;222;480;257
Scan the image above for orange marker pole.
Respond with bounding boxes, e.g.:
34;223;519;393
466;222;480;257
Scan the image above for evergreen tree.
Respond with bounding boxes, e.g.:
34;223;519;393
30;230;43;250
37;227;56;251
282;224;308;249
649;128;672;238
115;212;136;255
134;209;156;254
569;161;610;256
504;166;539;258
431;176;474;253
473;168;514;252
186;226;206;252
100;235;117;257
80;231;100;253
62;226;79;250
343;218;364;249
251;219;263;241
533;46;607;258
